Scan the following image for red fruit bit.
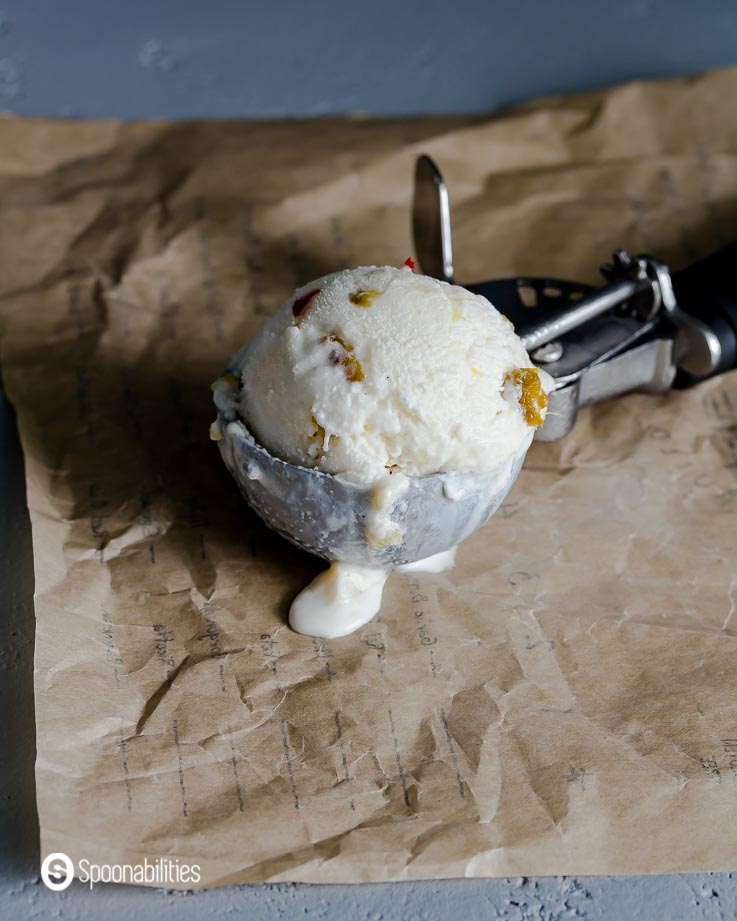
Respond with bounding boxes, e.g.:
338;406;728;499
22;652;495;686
403;257;416;271
292;287;322;319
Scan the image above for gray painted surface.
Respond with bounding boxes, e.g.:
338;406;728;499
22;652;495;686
0;0;735;118
2;1;737;917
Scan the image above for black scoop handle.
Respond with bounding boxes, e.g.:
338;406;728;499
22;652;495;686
671;242;737;388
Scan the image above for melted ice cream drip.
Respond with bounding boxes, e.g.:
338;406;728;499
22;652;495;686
289;548;457;639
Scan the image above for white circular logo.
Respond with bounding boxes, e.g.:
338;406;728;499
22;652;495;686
41;852;74;891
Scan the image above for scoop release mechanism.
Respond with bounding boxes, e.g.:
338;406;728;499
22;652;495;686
412;154;736;441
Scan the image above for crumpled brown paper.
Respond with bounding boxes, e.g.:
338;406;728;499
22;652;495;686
2;68;737;887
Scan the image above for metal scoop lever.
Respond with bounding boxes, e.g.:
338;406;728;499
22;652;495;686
412;155;454;285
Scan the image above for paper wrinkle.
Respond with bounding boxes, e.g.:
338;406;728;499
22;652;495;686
4;69;737;885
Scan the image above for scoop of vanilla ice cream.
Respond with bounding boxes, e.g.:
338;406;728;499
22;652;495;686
238;264;549;484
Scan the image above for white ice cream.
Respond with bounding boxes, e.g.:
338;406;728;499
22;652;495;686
239;264;546;484
222;263;552;639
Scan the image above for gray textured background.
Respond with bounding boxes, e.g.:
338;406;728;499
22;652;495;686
0;0;736;118
2;1;737;917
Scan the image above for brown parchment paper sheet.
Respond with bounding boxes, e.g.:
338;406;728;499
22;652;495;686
2;69;737;887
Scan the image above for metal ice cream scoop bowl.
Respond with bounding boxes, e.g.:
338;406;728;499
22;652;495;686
215;392;529;568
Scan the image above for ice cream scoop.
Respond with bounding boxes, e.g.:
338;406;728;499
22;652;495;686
211;263;552;637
